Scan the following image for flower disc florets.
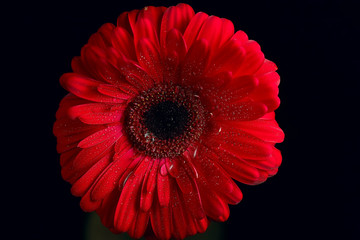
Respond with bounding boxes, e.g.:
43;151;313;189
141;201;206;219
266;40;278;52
125;84;206;158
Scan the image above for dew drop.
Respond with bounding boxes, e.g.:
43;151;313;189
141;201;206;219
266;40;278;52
122;172;132;187
160;164;168;176
193;148;198;158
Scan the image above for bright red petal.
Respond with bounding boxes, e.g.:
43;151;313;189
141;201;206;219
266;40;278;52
160;3;195;47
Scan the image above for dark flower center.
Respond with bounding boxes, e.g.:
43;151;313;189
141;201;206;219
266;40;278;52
124;85;206;158
144;101;190;140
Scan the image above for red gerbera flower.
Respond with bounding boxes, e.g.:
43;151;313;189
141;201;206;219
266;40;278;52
54;3;284;240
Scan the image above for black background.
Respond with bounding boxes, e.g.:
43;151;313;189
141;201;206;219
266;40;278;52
7;0;359;239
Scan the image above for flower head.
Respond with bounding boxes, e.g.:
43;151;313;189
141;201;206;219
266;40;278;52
54;3;284;239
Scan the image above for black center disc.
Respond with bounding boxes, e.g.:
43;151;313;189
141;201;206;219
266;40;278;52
143;101;190;140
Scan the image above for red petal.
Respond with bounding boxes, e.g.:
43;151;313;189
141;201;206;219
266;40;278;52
183;12;209;47
56;141;77;154
206;39;246;76
159;29;187;85
198;171;242;205
164;28;187;62
88;23;115;48
157;171;170;207
203;71;233;88
150;198;171;240
97;84;133;99
140;160;159;212
116;10;139;34
173;160;205;219
67;103;111;120
231;30;249;43
214;101;268;121
170;184;187;239
59;148;80;167
96;189;120;230
77;106;124;125
234;40;265;77
219;75;259;103
69;136;117;176
261;112;276;120
226;75;259;93
114;158;150;232
194;218;209;233
90;148;136;201
249;82;280;112
196;16;224;51
245;147;282;173
80;188;101;212
210;127;273;161
54;116;95;137
137;38;163;83
117;154;142;192
181;39;210;85
219;18;235;46
252;69;281;113
181;153;199;180
209;147;266;185
137;6;166;37
111;27;137;61
179;184;205;220
61;146;111;185
128;211;149;239
174;168;193;194
200;191;230;222
257;71;280;86
255;59;278;75
71;154;112;197
60;73;123;103
193;155;236;200
56;127;102;153
160;3;195;46
79;44;127;85
229;118;284;143
77;124;122;148
71;56;90;76
57;92;88;108
117;55;154;90
133;17;160;52
79;44;107;80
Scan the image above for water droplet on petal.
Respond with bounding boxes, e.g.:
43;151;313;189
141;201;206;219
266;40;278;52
160;163;168;176
193;148;198;158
